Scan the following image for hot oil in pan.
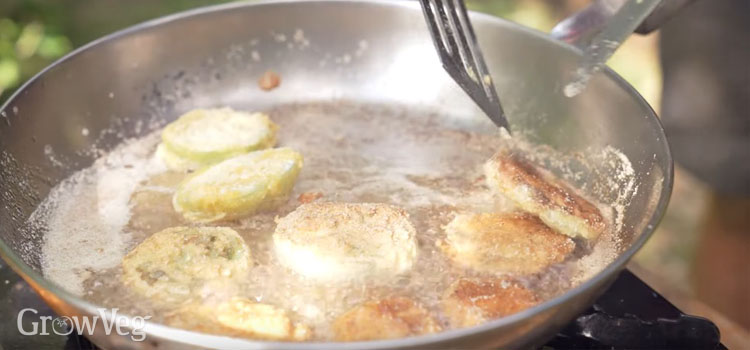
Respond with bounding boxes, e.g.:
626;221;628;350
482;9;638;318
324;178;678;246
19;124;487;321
35;102;623;340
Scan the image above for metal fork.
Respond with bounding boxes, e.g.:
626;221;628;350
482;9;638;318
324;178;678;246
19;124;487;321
419;0;510;131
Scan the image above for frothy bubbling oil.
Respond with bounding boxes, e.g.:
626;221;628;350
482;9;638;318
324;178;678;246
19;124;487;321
36;102;625;340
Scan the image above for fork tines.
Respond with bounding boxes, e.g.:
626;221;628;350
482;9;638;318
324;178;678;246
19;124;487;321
419;0;509;130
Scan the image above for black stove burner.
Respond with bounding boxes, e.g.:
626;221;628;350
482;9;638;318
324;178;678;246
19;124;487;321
0;263;724;350
545;270;723;350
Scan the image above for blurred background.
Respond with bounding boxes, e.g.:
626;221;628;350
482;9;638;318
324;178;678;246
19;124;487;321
0;0;746;346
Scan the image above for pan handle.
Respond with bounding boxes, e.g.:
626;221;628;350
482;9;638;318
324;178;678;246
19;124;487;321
550;0;698;49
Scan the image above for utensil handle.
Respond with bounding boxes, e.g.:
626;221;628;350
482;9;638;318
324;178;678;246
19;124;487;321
550;0;698;49
635;0;697;33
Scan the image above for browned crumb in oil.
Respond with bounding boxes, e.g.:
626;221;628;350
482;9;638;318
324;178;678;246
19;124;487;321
297;191;323;204
259;71;281;91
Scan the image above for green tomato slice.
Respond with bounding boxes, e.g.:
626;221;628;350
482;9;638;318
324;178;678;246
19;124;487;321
155;143;204;172
173;148;303;222
159;108;277;170
121;226;251;304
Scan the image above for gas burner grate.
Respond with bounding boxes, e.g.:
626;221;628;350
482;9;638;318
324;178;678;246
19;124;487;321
544;270;723;350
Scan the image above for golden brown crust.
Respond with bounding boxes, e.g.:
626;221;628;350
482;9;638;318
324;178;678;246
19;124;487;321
484;150;606;240
442;278;538;328
439;212;575;274
332;297;442;341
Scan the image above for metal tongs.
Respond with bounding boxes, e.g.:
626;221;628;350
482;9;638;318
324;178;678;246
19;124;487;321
419;0;510;131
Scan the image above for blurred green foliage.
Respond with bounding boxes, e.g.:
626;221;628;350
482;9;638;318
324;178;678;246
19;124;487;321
468;0;557;32
0;17;71;97
0;0;233;101
0;0;73;99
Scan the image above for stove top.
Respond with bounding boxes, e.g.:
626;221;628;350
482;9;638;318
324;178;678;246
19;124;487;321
544;270;723;349
0;262;724;350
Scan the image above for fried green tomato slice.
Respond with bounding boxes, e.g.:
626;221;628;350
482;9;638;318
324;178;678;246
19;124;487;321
121;226;251;304
273;202;418;281
438;212;575;275
158;108;278;171
442;277;538;328
173;148;304;223
165;297;312;341
332;297;441;341
484;150;607;240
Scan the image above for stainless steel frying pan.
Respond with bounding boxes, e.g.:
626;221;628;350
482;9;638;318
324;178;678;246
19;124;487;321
0;0;672;348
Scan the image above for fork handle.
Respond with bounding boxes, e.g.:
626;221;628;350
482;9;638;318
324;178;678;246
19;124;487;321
635;0;698;34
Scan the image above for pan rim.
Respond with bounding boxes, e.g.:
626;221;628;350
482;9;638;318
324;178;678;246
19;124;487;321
0;0;673;348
